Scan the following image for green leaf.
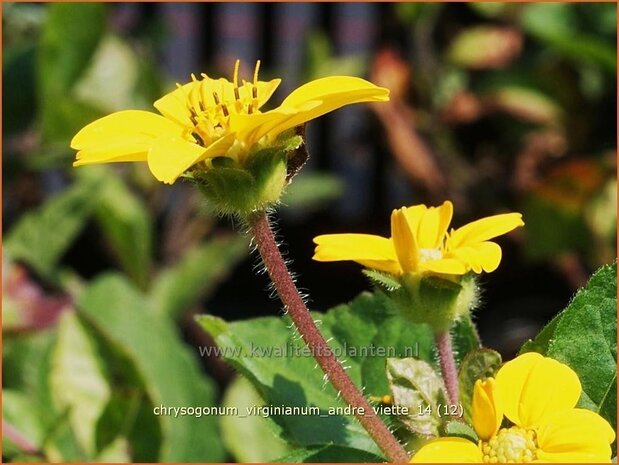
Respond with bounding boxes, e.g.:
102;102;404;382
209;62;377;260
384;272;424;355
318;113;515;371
5;177;101;279
150;235;248;319
447;26;521;69
38;3;106;141
520;3;616;73
451;315;482;365
273;445;384;463
2;390;46;456
281;173;343;211
220;376;292;462
79;168;153;288
520;263;617;432
386;358;447;437
50;312;110;456
442;420;478;443
197;291;441;456
457;349;502;423
76;274;224;462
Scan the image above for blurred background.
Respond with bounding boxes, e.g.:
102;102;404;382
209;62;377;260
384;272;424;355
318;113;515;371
3;2;617;462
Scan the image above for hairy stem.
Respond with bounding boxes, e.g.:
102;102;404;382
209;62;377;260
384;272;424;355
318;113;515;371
435;330;459;405
248;211;409;463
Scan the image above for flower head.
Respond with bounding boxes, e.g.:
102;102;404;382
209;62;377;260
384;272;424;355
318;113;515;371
72;60;389;184
411;353;615;463
313;201;524;276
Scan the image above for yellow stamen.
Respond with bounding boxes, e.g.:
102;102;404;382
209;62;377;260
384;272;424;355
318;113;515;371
481;427;538;463
233;59;241;100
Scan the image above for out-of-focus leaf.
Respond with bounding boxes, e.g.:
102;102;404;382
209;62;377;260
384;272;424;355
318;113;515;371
482;87;562;126
221;376;292;462
520;263;617;436
38;3;106;142
520;3;616;73
73;35;139;112
273;445;385;463
281;173;343;210
306;31;366;79
150;235;248;318
3;43;37;134
447;26;522;69
78;167;153;288
50;312;110;455
522;161;603;260
77;274;224;462
96;437;130;462
5;176;102;279
2;390;46;456
386;358;447;437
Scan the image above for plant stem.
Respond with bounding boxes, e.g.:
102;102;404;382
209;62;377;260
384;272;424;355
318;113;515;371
435;330;459;405
248;211;409;463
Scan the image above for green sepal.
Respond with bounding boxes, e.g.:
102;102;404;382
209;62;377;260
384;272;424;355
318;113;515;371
363;269;402;291
390;274;478;333
191;134;303;216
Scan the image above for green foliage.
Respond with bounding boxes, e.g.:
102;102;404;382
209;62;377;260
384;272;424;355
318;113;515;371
386;358;447;437
274;445;384;463
457;349;502;423
150;235;248;319
78;167;154;288
520;263;617;434
76;274;225;462
281;173;343;211
50;313;110;456
221;376;292;462
442;420;478;443
38;3;106;142
197;290;480;458
5;176;101;280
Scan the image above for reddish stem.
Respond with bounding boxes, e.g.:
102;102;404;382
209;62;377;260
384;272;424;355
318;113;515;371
436;330;459;406
248;211;409;463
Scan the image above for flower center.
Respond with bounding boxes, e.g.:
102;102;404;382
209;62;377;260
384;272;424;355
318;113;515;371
419;248;442;262
179;60;262;148
481;427;538;463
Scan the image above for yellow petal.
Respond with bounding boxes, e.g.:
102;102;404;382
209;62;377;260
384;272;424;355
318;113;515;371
402;204;428;237
421;258;468;275
228;105;311;147
71;110;180;149
495;353;581;429
449;241;502;273
449;213;524;248
147;133;235;184
410;437;483;463
74;141;150;165
472;378;502;441
282;75;389;108
355;259;403;276
536;408;615;462
263;76;389;136
153;80;200;127
391;209;419;273
312;234;400;275
417;201;453;249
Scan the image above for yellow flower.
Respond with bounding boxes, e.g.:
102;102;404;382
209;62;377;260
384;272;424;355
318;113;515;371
411;353;615;463
72;60;389;184
313;201;523;276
